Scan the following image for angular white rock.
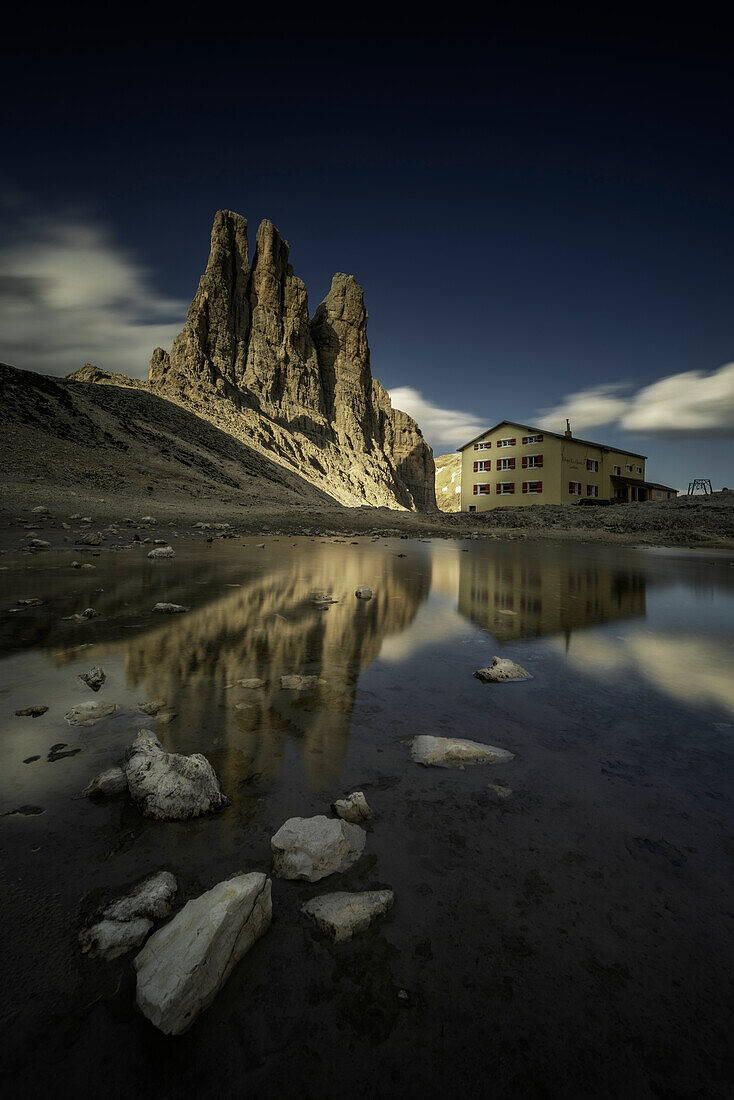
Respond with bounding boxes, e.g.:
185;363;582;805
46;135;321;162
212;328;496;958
474;657;531;683
331;791;374;824
124;729;227;820
81;766;127;797
355;586;373;600
79;917;152;960
271;815;366;882
134;872;272;1035
411;735;515;769
301;889;394;942
152;602;188;613
147;546;175;559
65;701;117;726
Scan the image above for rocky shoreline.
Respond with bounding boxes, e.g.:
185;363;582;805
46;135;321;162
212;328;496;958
1;488;733;553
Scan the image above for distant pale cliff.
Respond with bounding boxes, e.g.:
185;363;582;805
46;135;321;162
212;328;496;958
435;453;462;512
144;211;436;510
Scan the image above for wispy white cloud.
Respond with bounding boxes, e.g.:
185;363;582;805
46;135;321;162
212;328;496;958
388;386;486;451
0;210;186;378
537;362;734;437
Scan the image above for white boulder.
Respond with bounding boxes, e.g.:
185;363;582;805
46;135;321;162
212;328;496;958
474;657;531;683
331;791;374;824
301;889;393;942
411;735;515;769
152;602;188;613
271;815;366;882
134;872;271;1035
124;730;228;820
355;586;373;600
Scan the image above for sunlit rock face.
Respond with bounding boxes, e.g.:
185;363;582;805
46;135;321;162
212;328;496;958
147;211;436;511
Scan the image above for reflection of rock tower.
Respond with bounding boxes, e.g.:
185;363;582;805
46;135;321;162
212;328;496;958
458;544;646;641
82;546;429;788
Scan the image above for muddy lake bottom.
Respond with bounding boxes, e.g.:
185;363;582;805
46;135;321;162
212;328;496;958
2;536;734;1099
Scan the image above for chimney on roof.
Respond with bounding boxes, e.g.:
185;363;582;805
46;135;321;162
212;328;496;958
565;418;572;438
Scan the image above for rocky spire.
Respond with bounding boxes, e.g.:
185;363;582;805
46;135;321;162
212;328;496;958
242;220;326;427
148;210;436;510
150;210;250;394
310;273;377;451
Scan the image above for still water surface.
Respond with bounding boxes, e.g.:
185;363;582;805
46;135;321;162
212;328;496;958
2;537;734;1098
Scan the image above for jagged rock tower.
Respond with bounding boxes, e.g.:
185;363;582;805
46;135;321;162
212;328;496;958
148;211;435;510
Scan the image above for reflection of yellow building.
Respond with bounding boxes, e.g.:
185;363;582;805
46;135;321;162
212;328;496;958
459;419;677;511
458;544;646;640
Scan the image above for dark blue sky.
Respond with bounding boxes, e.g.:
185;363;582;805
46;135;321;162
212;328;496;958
2;23;733;489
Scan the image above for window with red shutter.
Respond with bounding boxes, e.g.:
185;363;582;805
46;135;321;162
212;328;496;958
522;482;527;493
509;457;515;469
537;481;542;491
473;484;477;494
509;483;515;493
537;455;543;467
473;461;478;472
522;456;528;469
496;484;502;493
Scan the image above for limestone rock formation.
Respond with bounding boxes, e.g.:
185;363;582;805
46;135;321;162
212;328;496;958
435;452;462;512
146;211;435;511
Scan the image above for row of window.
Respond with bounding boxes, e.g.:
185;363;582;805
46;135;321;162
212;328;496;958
612;463;643;475
568;482;599;496
473;433;543;451
473;455;544;472
473;482;544;495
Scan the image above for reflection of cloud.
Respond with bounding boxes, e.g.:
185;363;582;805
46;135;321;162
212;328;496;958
0;208;185;377
378;596;470;662
388;386;486;450
557;632;734;716
537;362;734;437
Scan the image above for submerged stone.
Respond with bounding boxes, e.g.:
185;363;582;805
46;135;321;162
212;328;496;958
147;546;175;559
411;735;515;769
331;791;375;824
474;657;531;683
301;889;393;942
79;918;152;960
81;766;127;797
64;702;117;726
